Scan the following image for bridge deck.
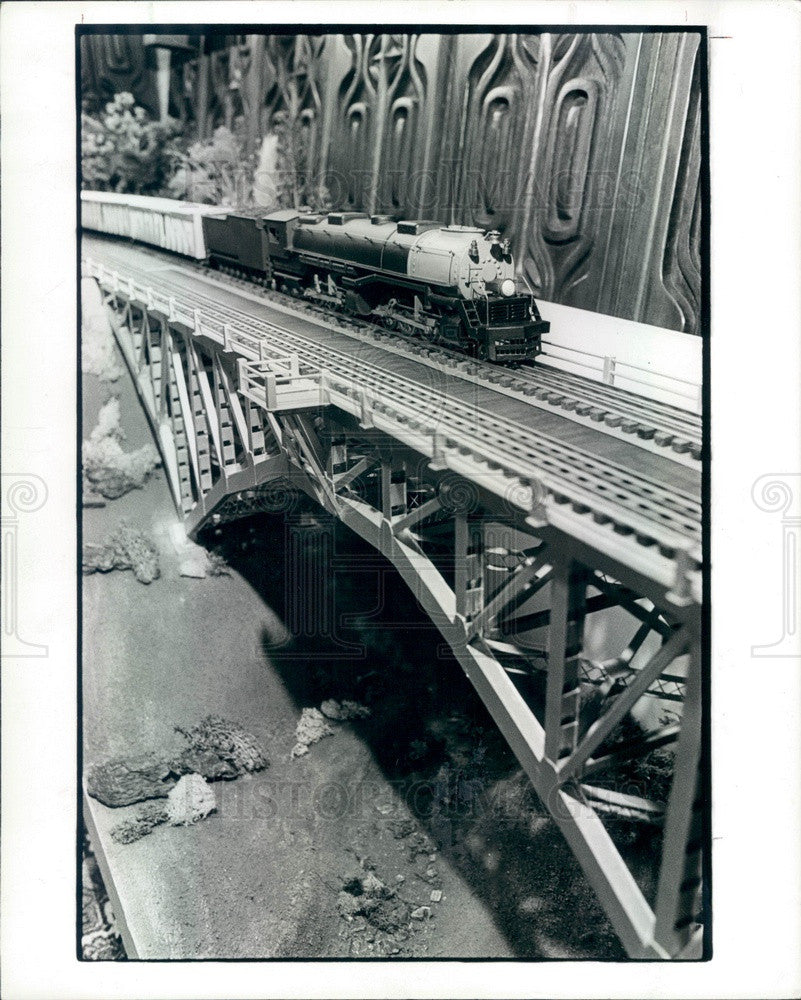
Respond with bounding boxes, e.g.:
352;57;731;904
82;235;702;609
83;235;700;496
83;236;700;509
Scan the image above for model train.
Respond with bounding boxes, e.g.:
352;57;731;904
81;191;549;363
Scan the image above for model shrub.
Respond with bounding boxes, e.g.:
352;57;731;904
81;92;182;195
166;121;257;207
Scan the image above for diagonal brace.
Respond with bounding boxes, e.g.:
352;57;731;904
557;626;690;783
465;556;551;644
392;495;443;534
333;455;378;492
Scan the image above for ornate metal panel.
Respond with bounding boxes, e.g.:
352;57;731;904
587;32;702;332
262;35;327;199
514;32;631;309
653;42;703;334
80;34;156;114
433;31;702;334
322;33;444;216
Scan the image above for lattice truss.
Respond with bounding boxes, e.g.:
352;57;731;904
94;276;705;960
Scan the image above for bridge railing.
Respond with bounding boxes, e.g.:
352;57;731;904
85;256;327;413
237;355;323;412
86;257;266;358
540;338;702;413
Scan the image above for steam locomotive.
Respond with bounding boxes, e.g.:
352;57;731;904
81;192;549;363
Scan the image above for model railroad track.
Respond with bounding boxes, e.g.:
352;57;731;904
85;237;703;468
510;364;701;453
203;264;704;466
85;248;702;587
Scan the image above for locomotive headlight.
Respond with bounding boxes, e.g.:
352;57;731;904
501;278;516;297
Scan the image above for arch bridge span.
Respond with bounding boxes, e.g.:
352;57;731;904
83;246;705;961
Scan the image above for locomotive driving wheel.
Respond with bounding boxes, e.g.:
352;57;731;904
381;298;399;330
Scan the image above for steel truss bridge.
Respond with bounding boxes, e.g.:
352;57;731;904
83;236;705;960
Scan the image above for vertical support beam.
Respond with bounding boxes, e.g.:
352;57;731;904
148;322;182;512
381;455;407;521
454;510;483;623
138;307;151;372
454;510;469;618
169;337;203;498
390;467;407;519
545;559;587;763
130;306;145;370
163;332;196;515
380;458;392;521
122;299;133;338
149;318;165;416
464;524;484;624
184;342;214;496
327;438;348;480
245;398;267;459
140;313;152;377
188;343;223;467
211;355;239;472
159;321;171;422
215;355;252;465
653;627;704;957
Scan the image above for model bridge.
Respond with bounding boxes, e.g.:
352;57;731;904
83;235;704;960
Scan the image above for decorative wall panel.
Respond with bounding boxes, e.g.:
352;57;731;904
263;36;327;194
456;33;532;236
323;34;434;215
81;35;156;115
80;29;704;334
